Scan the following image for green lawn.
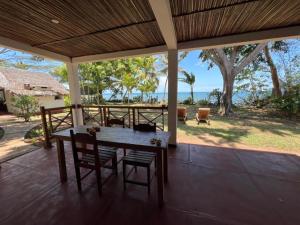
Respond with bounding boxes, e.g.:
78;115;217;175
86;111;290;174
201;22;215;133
176;105;300;154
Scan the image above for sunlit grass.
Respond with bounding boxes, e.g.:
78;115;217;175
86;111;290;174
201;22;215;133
177;105;300;153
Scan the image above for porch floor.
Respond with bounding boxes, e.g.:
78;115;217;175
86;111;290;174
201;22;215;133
0;143;300;225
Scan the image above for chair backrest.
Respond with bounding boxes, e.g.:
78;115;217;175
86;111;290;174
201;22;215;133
106;118;125;128
177;107;187;117
70;130;100;166
197;108;210;119
133;123;156;132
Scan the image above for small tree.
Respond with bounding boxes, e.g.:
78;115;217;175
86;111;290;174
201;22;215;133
179;71;196;104
208;89;222;106
13;95;39;122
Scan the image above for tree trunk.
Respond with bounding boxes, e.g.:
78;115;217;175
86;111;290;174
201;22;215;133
264;45;282;97
163;76;168;101
220;74;234;115
190;86;194;104
141;92;144;103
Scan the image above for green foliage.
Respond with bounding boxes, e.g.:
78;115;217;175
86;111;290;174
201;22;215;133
235;67;269;107
197;99;210;106
0;127;4;140
64;95;71;106
51;65;68;83
25;125;44;139
208;89;222;106
12;95;39;122
179;71;196;104
182;97;193;105
271;84;300;117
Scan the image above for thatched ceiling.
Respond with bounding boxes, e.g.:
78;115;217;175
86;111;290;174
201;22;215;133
0;0;299;58
171;0;300;43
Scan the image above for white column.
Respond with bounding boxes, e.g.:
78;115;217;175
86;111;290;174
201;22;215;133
167;49;178;145
66;62;83;126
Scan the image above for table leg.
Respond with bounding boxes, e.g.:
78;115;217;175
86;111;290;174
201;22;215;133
163;147;168;183
56;138;67;182
157;150;164;207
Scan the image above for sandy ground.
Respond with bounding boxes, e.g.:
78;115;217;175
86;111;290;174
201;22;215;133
0;114;40;162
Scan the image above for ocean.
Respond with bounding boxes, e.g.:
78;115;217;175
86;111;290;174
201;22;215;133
102;92;246;103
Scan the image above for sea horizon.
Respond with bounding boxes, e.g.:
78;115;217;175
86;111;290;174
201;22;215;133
102;91;247;103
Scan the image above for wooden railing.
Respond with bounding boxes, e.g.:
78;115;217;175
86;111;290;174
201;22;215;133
40;105;74;148
82;105;168;129
41;104;168;148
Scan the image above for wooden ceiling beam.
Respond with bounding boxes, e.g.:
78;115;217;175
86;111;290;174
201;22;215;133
72;45;167;63
148;0;177;49
0;35;71;62
178;25;300;51
72;25;300;63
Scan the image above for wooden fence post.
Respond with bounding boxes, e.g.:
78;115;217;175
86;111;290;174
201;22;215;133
40;106;52;148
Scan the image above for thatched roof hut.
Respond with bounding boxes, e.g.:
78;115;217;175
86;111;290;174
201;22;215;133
0;68;68;96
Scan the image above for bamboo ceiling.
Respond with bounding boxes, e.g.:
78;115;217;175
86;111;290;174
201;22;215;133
171;0;300;43
0;0;299;58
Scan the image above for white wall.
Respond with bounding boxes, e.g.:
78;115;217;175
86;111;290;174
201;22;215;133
5;91;65;113
37;95;64;109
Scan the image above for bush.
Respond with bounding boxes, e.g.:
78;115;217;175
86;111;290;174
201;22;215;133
271;84;300;117
208;89;222;106
198;99;210;106
64;95;71;106
182;97;193;105
13;95;39;122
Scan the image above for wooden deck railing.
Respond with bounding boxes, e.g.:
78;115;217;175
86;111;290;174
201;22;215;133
40;105;74;148
41;104;168;148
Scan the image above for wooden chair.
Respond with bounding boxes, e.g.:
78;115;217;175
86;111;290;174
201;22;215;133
106;118;125;128
105;117;126;156
122;123;156;194
196;108;211;125
177;107;187;123
70;130;118;196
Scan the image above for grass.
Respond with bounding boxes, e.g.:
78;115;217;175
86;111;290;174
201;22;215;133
27;103;300;154
177;105;300;154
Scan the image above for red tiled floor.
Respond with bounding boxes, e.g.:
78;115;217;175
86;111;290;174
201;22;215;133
0;143;300;225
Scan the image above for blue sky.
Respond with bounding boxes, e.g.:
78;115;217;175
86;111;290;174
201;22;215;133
1;39;299;93
156;50;223;93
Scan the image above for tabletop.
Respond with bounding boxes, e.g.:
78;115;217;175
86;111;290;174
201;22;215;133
52;126;170;150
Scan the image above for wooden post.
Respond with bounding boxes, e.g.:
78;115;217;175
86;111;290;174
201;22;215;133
48;111;53;133
66;63;83;126
99;106;103;126
103;106;107;126
132;108;136;126
128;107;131;128
70;106;74;127
40;106;52;148
168;49;178;145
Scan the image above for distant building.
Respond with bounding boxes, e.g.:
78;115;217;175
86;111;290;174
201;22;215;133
0;68;68;114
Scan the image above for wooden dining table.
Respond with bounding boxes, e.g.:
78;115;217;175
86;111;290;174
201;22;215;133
52;125;170;206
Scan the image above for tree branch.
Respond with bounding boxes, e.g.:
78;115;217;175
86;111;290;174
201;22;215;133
234;43;267;75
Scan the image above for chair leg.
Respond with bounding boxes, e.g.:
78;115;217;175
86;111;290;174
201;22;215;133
95;167;102;196
123;161;126;191
154;157;157;176
74;165;82;192
114;156;118;176
147;166;151;195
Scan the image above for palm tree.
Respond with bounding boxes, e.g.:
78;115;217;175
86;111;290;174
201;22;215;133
179;71;196;104
158;52;189;101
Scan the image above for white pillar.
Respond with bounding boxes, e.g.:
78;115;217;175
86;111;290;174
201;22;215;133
66;62;83;126
167;49;178;145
